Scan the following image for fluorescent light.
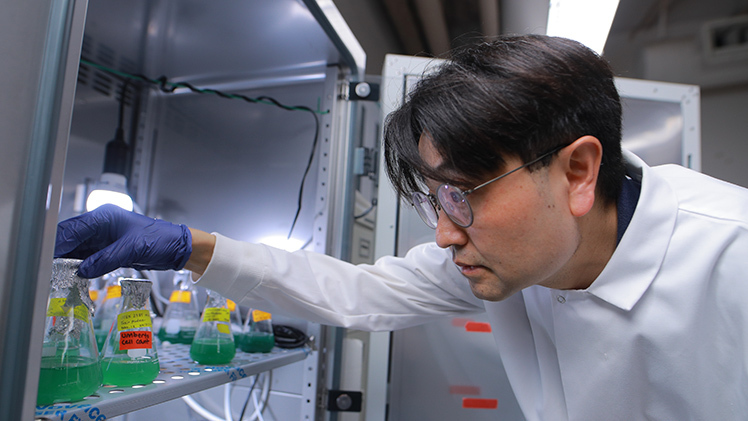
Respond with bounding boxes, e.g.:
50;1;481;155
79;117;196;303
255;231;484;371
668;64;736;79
86;172;134;212
546;0;620;55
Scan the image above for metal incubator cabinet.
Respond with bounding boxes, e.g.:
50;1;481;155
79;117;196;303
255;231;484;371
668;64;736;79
1;1;374;420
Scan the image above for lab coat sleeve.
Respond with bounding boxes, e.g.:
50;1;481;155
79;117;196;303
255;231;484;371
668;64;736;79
193;233;485;331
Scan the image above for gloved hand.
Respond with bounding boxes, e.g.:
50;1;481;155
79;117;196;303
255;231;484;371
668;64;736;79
55;204;192;279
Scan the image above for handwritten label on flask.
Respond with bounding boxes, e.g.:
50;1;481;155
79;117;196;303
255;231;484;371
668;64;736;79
46;298;90;323
202;308;230;323
118;310;153;330
119;331;153;350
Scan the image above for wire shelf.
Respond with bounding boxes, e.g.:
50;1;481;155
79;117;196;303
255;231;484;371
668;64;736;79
34;343;310;421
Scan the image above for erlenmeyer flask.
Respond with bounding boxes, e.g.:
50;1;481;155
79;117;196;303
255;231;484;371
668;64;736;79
239;309;275;353
88;275;104;313
37;258;102;405
190;290;236;365
92;268;136;350
100;278;160;386
158;270;200;345
228;299;243;344
92;271;120;349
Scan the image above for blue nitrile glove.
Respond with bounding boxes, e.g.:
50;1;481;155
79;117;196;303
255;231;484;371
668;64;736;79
55;204;192;279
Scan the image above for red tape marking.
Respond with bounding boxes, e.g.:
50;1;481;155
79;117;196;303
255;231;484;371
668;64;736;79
462;398;498;409
464;322;492;332
449;385;481;395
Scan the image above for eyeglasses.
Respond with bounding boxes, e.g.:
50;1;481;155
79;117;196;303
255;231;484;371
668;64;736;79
411;145;566;229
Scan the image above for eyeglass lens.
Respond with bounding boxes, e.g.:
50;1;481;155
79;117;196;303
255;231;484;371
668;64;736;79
411;185;474;229
436;185;472;227
411;192;439;228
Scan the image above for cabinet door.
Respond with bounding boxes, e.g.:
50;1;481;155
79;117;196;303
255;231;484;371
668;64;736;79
0;1;88;419
373;53;525;421
372;55;701;421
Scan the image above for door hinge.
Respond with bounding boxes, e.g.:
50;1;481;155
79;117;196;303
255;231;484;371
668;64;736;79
326;390;363;412
340;81;380;101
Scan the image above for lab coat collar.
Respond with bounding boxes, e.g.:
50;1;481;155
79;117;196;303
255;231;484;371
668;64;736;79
585;150;678;311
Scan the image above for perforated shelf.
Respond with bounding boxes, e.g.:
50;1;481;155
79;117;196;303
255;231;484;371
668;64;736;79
34;343;310;421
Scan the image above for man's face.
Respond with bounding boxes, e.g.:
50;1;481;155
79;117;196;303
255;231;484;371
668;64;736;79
418;134;582;301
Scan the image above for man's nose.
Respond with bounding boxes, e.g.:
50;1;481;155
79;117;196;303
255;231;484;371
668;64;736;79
434;212;468;249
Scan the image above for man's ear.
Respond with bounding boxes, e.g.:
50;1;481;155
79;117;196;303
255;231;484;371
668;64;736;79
562;136;603;217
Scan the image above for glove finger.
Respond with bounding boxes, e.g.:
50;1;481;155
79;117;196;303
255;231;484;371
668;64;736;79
55;210;114;258
55;222;96;258
77;239;135;279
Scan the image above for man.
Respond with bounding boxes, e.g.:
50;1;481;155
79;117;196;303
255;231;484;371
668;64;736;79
56;35;748;419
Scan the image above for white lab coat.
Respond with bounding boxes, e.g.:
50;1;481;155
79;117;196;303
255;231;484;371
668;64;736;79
196;151;748;420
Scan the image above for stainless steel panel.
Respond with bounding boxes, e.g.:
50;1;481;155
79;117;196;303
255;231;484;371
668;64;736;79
75;0;356;97
621;98;684;166
145;81;327;246
0;1;88;419
62;0;360;248
389;315;523;420
61;0;362;223
142;0;360;83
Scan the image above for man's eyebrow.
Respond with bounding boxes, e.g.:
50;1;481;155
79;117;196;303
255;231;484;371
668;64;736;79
424;164;471;187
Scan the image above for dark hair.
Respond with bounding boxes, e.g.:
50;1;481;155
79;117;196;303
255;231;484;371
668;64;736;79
384;34;625;205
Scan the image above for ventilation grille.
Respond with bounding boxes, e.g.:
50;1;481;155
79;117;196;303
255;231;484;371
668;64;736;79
702;15;748;63
77;35;139;105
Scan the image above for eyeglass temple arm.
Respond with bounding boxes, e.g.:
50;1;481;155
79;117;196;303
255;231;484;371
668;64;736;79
463;145;565;195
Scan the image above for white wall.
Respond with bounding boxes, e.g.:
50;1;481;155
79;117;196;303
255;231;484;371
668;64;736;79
606;13;748;188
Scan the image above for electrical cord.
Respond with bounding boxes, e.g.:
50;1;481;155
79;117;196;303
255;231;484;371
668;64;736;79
116;79;130;131
80;59;328;116
237;371;272;421
286;111;319;241
354;198;377;219
182;373;272;421
273;325;310;349
79;58;327;243
238;374;260;421
182;394;226;421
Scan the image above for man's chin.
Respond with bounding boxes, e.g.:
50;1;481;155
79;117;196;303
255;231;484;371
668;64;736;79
468;280;512;302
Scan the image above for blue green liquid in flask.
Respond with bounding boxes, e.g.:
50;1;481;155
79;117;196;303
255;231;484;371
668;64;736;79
190;290;236;365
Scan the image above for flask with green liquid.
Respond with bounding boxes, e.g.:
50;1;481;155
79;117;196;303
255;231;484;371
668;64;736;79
190;290;236;365
157;270;200;345
100;278;160;386
239;309;275;353
92;271;121;350
228;299;244;344
92;268;137;350
37;258;102;405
